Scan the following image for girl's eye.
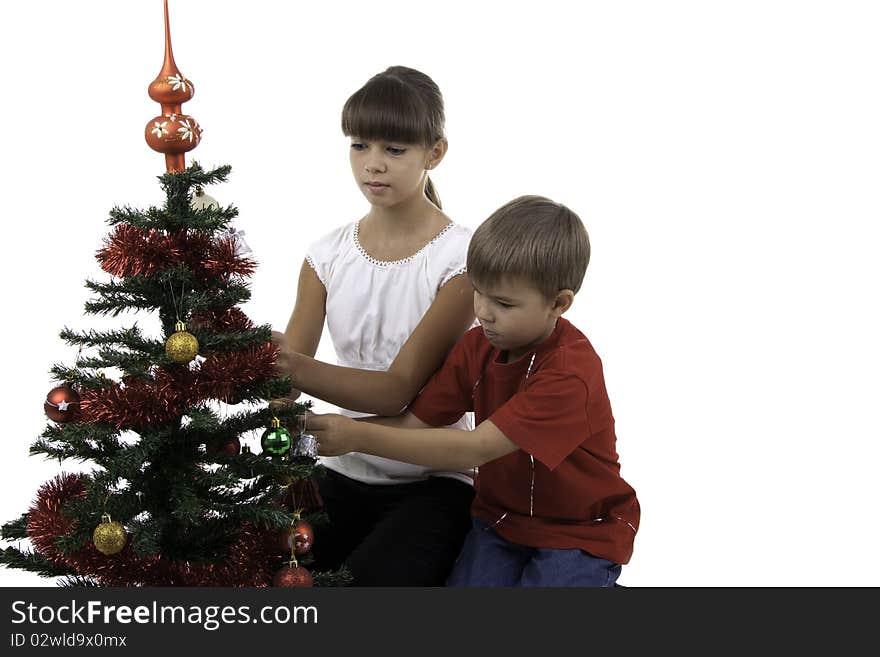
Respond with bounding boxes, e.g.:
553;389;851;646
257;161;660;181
350;142;366;151
386;146;406;155
496;301;513;309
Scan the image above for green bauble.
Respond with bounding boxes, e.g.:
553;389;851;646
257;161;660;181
261;423;292;457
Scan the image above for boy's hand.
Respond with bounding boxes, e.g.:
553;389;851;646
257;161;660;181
270;330;301;402
308;412;359;456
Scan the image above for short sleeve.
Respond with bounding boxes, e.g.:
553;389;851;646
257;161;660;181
305;223;351;288
427;224;472;290
489;369;590;471
407;333;475;426
304;254;327;287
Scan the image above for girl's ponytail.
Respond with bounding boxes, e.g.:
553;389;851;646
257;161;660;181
424;176;442;209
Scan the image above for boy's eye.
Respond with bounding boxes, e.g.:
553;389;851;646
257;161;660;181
386;146;406;155
350;142;366;151
496;301;513;308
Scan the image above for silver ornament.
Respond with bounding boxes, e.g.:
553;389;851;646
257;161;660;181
292;433;319;459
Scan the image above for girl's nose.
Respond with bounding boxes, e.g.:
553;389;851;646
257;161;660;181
365;156;386;173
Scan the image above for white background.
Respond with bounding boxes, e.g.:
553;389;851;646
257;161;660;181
1;0;878;587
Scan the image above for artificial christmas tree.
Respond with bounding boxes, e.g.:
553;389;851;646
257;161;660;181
0;1;346;588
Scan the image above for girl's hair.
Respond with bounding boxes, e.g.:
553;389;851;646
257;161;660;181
342;66;445;209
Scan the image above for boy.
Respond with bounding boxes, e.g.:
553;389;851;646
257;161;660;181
309;195;639;586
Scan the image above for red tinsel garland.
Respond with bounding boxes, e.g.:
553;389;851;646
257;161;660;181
79;343;280;428
196;343;279;402
97;227;255;282
28;474;284;586
190;306;254;332
80;368;199;429
97;226;180;278
202;235;256;280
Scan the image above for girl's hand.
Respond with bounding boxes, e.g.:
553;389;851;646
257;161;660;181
308;412;359;456
270;330;301;402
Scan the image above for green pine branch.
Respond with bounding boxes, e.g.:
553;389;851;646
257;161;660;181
1;514;30;541
48;365;112;390
84;276;251;317
108;203;238;232
161;164;232;218
0;547;72;577
60;325;160;353
198;325;272;352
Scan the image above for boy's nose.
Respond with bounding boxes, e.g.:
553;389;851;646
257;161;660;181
474;300;493;324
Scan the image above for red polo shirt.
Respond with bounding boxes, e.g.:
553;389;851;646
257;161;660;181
408;318;639;564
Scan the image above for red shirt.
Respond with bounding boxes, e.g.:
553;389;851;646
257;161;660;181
408;318;639;564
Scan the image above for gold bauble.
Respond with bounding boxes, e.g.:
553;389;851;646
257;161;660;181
92;514;126;555
165;321;199;363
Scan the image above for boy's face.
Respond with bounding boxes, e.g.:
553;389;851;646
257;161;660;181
472;277;569;362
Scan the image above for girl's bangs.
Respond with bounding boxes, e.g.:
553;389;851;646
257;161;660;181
342;80;430;145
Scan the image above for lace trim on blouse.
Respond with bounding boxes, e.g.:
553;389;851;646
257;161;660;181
440;265;468;288
352;220;456;267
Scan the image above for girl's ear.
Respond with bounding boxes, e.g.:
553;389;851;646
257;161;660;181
551;290;575;317
426;138;448;169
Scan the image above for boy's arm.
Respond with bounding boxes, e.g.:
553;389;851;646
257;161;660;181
354;412;434;430
309;412;517;471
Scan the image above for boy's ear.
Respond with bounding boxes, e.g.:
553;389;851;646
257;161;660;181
551;289;575;317
426;138;448;170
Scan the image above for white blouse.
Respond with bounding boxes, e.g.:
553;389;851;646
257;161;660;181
306;220;475;486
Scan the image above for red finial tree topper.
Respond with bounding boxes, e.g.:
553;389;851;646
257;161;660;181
144;0;202;172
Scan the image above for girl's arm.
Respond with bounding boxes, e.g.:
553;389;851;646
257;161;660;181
284;261;327;357
276;273;475;416
310;412;517;471
273;261;327;403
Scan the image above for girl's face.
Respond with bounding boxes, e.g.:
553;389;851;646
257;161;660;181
349;138;433;208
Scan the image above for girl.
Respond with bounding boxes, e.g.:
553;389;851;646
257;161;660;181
272;66;476;585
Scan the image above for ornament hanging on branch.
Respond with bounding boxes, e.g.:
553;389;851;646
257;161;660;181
191;185;219;211
44;384;81;423
165;320;199;364
261;417;292;457
291;413;319;460
273;559;313;588
92;513;126;556
226;225;253;257
279;511;314;556
292;433;319;460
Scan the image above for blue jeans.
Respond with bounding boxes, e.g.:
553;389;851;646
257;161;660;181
446;517;622;587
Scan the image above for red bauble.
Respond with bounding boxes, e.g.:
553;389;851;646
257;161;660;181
279;520;314;556
293;521;314;555
273;564;313;588
44;385;81;423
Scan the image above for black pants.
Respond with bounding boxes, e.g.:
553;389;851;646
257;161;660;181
313;469;474;586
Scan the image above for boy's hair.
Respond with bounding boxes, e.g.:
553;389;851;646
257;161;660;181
341;66;445;208
467;196;590;298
